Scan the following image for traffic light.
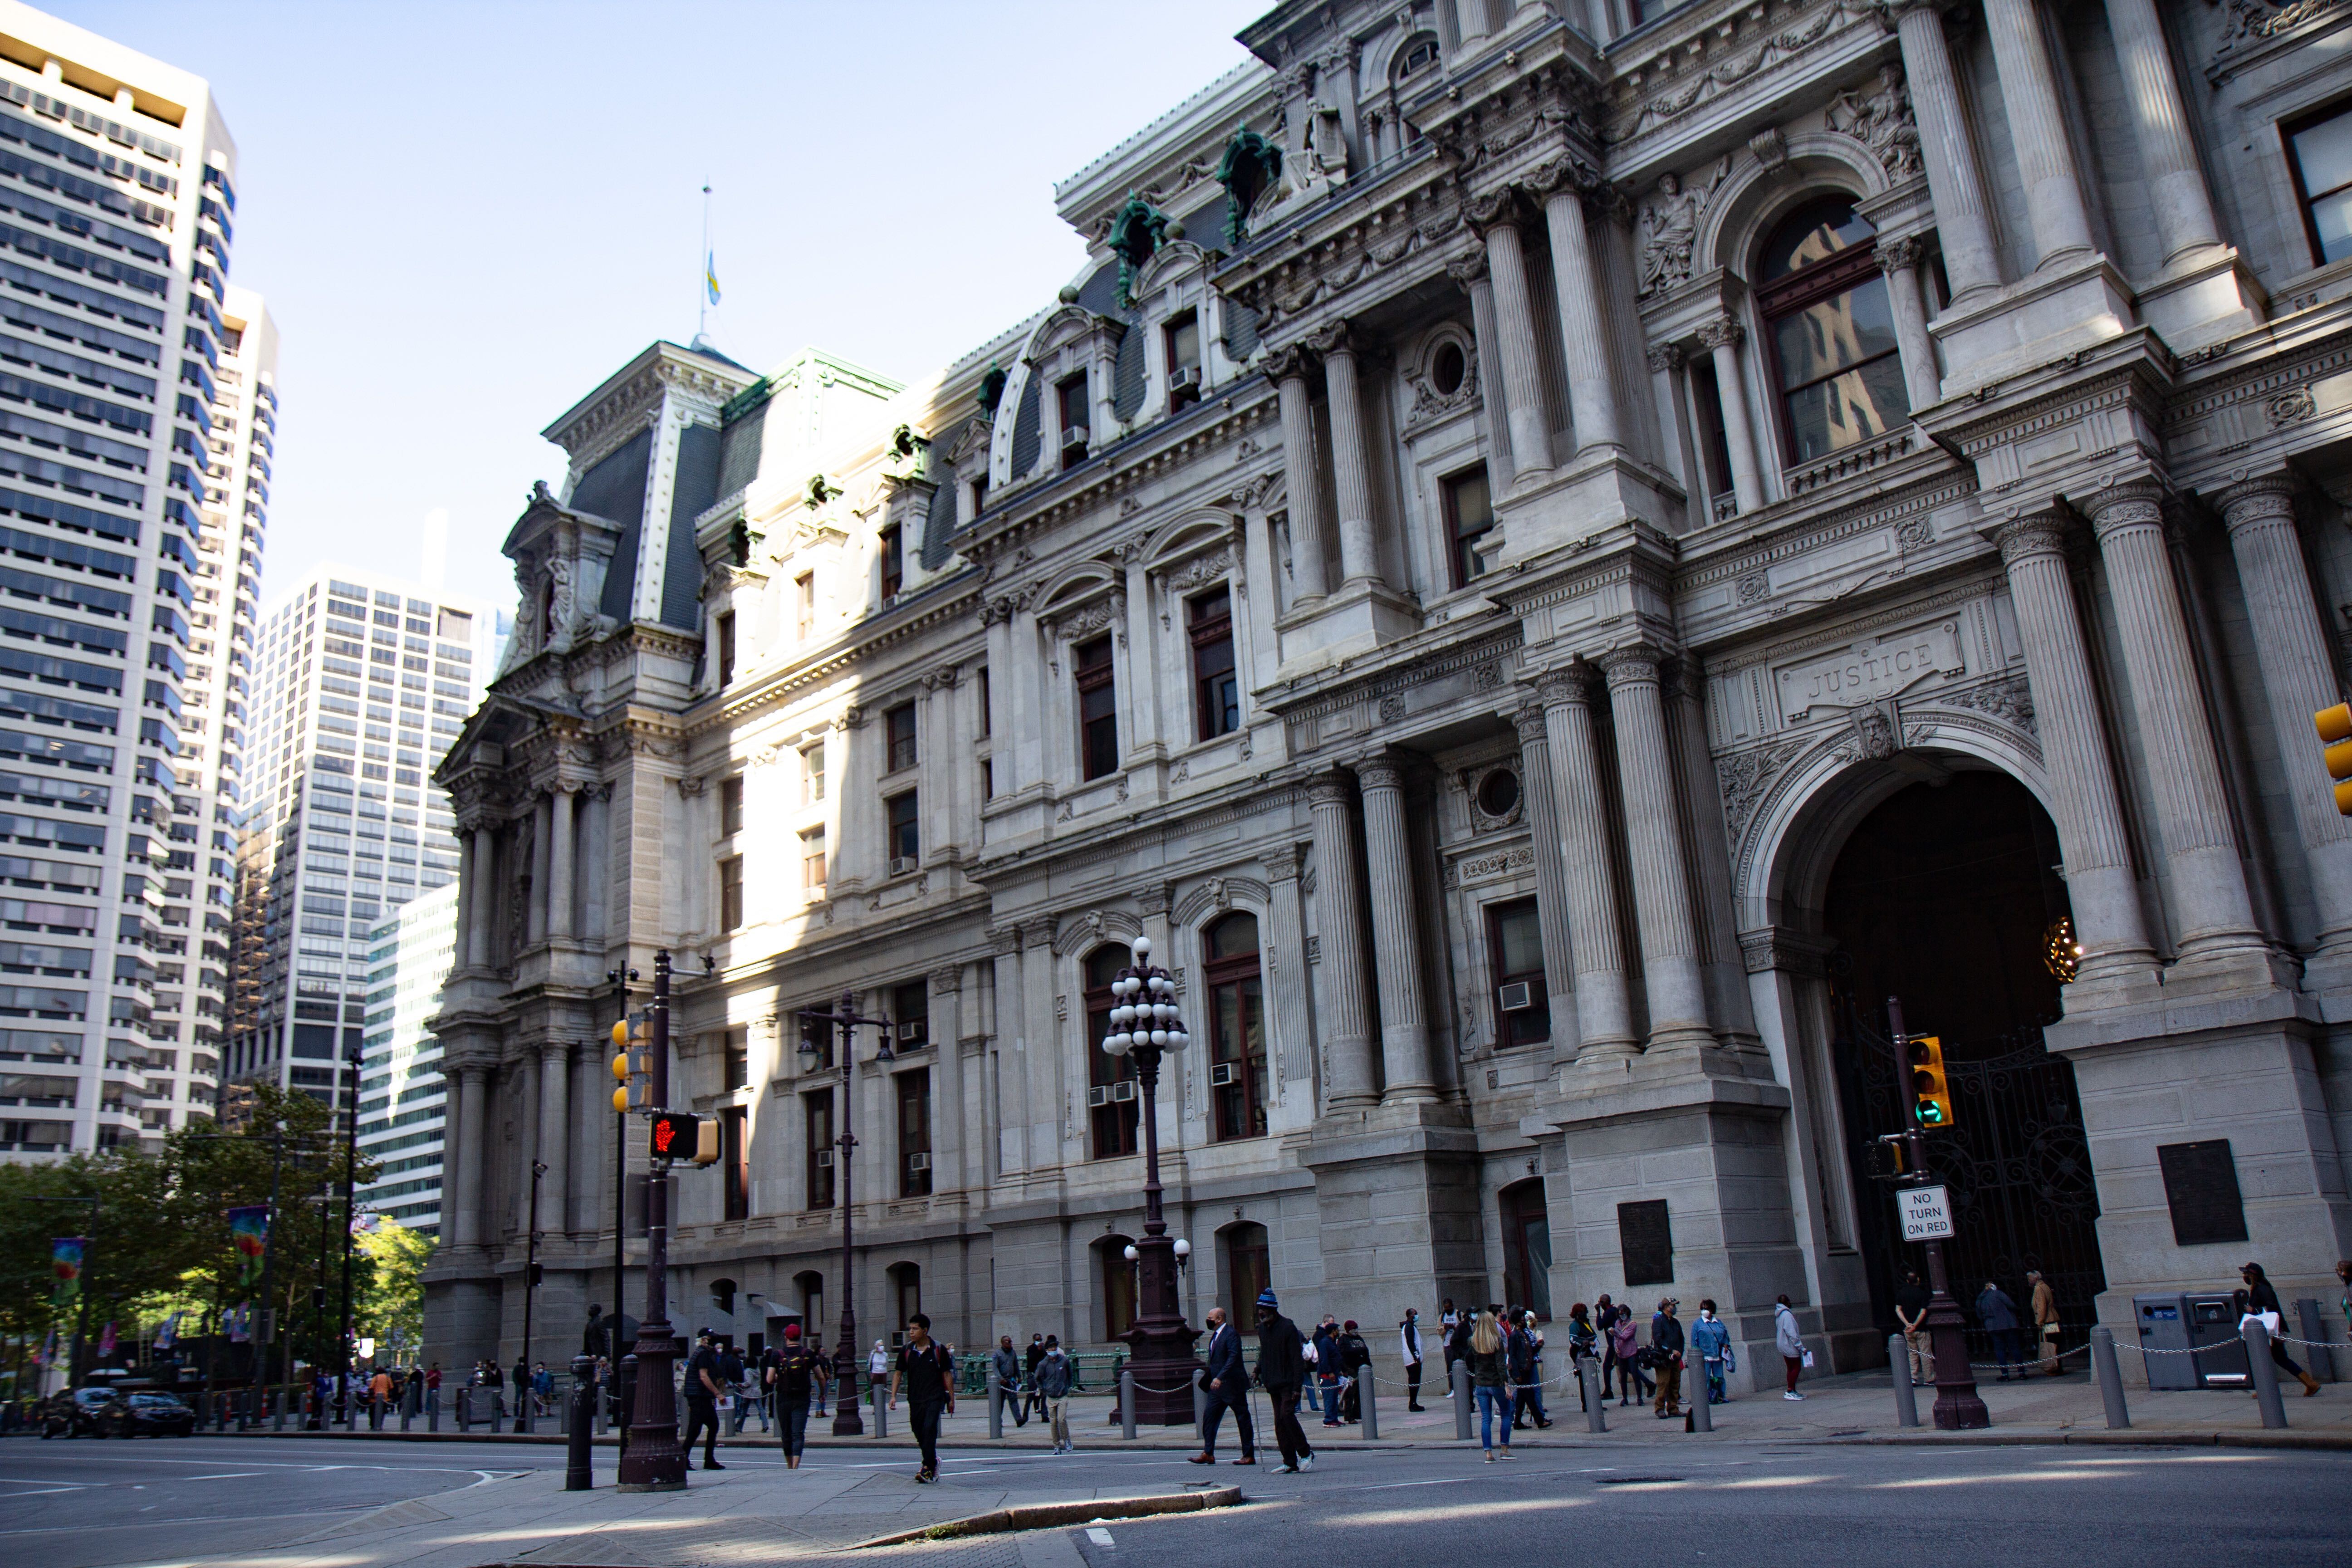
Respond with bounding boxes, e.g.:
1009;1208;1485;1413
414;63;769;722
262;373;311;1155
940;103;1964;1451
648;1110;719;1166
2316;703;2352;814
1865;1134;1910;1181
1906;1034;1953;1128
610;1017;651;1113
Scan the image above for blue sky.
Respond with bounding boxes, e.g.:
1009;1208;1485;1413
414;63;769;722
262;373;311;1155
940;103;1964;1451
47;0;1268;612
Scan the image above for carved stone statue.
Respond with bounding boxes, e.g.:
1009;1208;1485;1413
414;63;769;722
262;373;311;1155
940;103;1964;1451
1638;158;1728;296
1828;66;1922;182
544;555;575;652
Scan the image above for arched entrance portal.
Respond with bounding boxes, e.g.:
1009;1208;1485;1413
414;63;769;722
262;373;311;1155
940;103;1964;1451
1820;769;2104;1357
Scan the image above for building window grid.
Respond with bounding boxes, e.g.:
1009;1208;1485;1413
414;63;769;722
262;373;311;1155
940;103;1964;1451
1204;913;1268;1142
2287;101;2352;268
1075;636;1117;781
885;702;918;773
1188;588;1239;741
1083;946;1139;1158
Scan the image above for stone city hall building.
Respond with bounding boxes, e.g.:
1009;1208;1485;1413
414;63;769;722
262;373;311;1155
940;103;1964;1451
426;0;2352;1383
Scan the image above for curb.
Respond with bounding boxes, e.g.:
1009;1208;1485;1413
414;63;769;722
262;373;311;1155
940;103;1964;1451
850;1485;1244;1548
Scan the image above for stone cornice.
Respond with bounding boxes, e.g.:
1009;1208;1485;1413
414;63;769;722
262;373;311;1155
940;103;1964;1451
682;574;987;742
1263;617;1525;725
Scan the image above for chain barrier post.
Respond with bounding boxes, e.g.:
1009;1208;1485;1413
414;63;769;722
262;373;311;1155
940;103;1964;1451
1362;1365;1378;1440
1453;1360;1473;1439
1582;1357;1606;1432
871;1378;887;1439
566;1354;596;1490
986;1366;1003;1439
2293;1299;2334;1383
1890;1333;1920;1427
1689;1354;1711;1431
2244;1318;2288;1429
1120;1367;1138;1440
2091;1327;2129;1429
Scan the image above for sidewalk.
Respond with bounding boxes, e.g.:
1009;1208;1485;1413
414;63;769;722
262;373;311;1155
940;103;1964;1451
222;1365;2352;1451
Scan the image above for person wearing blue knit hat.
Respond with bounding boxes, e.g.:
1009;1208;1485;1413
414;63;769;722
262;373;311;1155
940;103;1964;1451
1251;1288;1313;1473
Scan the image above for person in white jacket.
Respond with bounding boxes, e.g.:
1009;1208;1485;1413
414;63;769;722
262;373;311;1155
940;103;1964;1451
1399;1309;1426;1411
1773;1295;1806;1400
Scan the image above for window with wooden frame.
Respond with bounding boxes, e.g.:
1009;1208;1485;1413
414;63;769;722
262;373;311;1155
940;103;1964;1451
1074;635;1118;780
896;1067;931;1197
891;978;929;1050
1188;588;1239;740
2288;102;2352;267
1083;944;1139;1157
720;776;744;837
723;1025;749;1091
885;701;918;773
1756;196;1908;465
1166;314;1202;411
802;739;825;804
718;854;744;932
1058;373;1091;462
1442;465;1494;590
977;666;991;736
804;1088;835;1208
1486;897;1549;1047
885;791;919;866
1204;911;1268;1141
878;524;904;602
801;827;827;892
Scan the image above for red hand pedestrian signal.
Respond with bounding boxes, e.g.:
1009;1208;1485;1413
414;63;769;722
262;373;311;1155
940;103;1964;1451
649;1110;691;1159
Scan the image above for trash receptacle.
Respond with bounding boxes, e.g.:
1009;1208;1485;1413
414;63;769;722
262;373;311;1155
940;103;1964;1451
2136;1294;2196;1390
2136;1292;2252;1389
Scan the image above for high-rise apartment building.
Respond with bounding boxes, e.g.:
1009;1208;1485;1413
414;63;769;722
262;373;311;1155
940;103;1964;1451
0;3;253;1155
231;565;492;1112
355;879;454;1235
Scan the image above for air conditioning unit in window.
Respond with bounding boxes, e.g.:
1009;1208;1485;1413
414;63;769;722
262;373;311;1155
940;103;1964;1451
1169;367;1202;393
897;1022;926;1044
1498;980;1534;1012
906;1152;930;1172
1109;1080;1137;1102
813;1148;834;1168
889;856;918;877
1085;1085;1109;1107
1059;425;1090;451
1209;1063;1237;1087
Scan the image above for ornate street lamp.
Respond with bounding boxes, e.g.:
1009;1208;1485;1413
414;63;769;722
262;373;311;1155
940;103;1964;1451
1101;935;1200;1422
795;990;895;1437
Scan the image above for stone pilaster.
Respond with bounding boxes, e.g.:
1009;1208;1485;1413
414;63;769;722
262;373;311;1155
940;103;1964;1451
451;1063;487;1248
1892;0;2002;300
1600;646;1715;1053
1262;843;1319;1118
1538;176;1623;457
1356;754;1436;1104
1877;237;1939;412
1310;322;1382;587
1538;666;1637;1058
1447;252;1515;494
2102;0;2220;265
1471;199;1555;479
1984;0;2094;269
1268;344;1331;604
469;826;496;967
548;786;576;941
537;1037;570;1233
1307;772;1378;1107
1697;318;1766;516
529;793;553;946
1510;703;1583;1062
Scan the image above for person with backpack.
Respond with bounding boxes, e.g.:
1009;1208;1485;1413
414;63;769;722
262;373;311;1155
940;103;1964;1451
1690;1300;1732;1405
766;1323;826;1468
1035;1335;1075;1454
1023;1333;1047;1423
1311;1316;1342;1427
887;1312;955;1484
1564;1304;1597;1412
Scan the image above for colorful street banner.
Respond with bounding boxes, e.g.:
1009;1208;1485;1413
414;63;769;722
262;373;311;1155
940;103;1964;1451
226;1205;270;1285
50;1236;86;1306
97;1321;115;1357
32;1328;53;1367
226;1301;251;1343
153;1310;180;1350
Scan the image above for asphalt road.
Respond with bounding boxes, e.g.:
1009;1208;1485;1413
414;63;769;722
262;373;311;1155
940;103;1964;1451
0;1433;2345;1568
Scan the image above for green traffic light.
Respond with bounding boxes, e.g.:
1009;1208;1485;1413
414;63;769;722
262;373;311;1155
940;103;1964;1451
1918;1103;1944;1124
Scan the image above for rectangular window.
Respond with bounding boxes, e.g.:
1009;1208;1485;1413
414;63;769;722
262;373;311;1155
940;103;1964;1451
1166;314;1201;408
1086;958;1140;1158
715;611;736;688
891;978;929;1050
897;1067;932;1197
1442;466;1495;589
1188;588;1239;740
804;1088;835;1209
718;854;744;932
1487;897;1549;1047
1075;635;1118;780
977;666;991;737
2288;103;2352;267
886;701;918;773
721;1105;748;1221
886;791;919;867
1058;374;1090;461
803;740;826;804
720;776;744;837
723;1026;749;1092
878;525;903;602
801;827;826;892
794;572;816;640
981;755;994;801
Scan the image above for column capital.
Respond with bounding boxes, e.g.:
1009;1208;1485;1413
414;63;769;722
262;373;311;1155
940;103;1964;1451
2082;477;2170;539
1645;341;1686;374
1994;511;2072;565
1695;315;1744;350
1305;320;1355;359
1597;643;1668;689
1877;235;1926;273
927;963;964;994
1353;752;1409;793
1443;248;1489;289
1263;842;1305;882
1306;770;1356;810
1260;341;1318;384
539;1035;569;1065
1509;701;1548;742
1466;183;1524;236
1529;662;1596;710
2218;470;2298;533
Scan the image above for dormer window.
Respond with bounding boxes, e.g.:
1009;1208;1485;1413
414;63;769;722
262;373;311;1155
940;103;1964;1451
878;524;903;603
1058;374;1091;465
1395;34;1439;79
1166;314;1202;412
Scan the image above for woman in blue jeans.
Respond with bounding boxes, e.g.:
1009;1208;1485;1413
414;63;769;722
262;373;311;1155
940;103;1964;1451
1469;1311;1514;1460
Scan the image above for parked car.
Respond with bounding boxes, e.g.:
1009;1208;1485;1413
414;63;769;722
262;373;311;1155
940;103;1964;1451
96;1391;195;1438
36;1387;120;1438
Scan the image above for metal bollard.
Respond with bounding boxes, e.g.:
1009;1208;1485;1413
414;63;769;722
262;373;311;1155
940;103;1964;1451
1582;1358;1607;1433
1120;1367;1138;1439
987;1367;1003;1439
429;1390;440;1433
565;1356;595;1491
2090;1327;2130;1429
273;1389;286;1431
2244;1319;2288;1430
401;1389;412;1433
2294;1299;2334;1382
1690;1357;1712;1432
1890;1333;1919;1428
1361;1366;1378;1440
1453;1360;1473;1440
871;1378;887;1439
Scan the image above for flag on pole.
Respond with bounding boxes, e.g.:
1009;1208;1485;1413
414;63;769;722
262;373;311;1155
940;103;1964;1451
227;1302;251;1343
705;251;720;307
98;1321;116;1357
50;1237;86;1306
154;1310;181;1350
226;1205;270;1285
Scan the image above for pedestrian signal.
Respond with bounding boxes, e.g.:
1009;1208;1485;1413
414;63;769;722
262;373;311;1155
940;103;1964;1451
1905;1034;1953;1128
2316;703;2352;814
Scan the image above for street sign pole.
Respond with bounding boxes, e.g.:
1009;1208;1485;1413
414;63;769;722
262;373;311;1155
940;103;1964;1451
1889;994;1988;1430
617;950;687;1490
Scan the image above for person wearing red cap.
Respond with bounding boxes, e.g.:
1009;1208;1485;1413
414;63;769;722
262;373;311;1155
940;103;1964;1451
765;1321;827;1468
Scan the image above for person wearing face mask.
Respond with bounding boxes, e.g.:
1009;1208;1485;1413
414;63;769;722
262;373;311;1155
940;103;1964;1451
1399;1308;1426;1412
1690;1300;1732;1406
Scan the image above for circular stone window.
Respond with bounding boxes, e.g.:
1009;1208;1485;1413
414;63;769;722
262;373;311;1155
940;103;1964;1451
1476;766;1521;819
1430;340;1467;397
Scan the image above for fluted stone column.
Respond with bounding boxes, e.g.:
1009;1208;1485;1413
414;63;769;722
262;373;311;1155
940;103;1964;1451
547;787;576;941
455;829;476;965
1511;703;1583;1061
1699;318;1767;515
2082;484;2269;966
1893;0;2002;300
1356;754;1436;1103
581;787;609;942
1993;516;2157;984
1879;237;1940;411
528;794;553;946
2103;0;2222;265
1269;346;1332;604
451;1064;487;1247
1600;647;1715;1051
1448;252;1516;494
1537;668;1637;1057
2219;476;2352;969
513;1052;539;1237
1539;182;1623;456
1307;773;1379;1108
1985;0;2094;269
1312;323;1382;587
537;1037;569;1233
569;1038;602;1235
467;826;496;967
1475;205;1556;477
1263;843;1319;1106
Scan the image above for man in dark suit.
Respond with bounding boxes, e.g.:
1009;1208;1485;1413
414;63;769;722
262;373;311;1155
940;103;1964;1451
1188;1307;1256;1465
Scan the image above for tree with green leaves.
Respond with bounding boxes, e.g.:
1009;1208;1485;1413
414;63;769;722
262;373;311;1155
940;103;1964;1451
356;1217;432;1361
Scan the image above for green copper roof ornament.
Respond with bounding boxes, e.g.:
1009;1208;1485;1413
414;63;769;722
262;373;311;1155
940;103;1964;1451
1215;122;1282;249
978;361;1007;418
1107;191;1169;308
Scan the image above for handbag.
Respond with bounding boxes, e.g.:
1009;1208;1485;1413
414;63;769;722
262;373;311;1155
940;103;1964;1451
1800;1348;1815;1368
2241;1310;2282;1335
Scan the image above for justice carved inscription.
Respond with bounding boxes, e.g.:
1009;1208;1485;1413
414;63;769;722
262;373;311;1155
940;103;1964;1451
1776;620;1963;724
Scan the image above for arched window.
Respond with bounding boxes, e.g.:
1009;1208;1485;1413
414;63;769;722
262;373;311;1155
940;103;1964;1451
1084;945;1140;1157
1099;1235;1139;1342
1756;196;1908;464
1203;912;1267;1141
1220;1220;1270;1338
1394;32;1440;81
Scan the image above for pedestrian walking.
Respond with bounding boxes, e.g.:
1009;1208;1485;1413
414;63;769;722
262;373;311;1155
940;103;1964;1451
888;1313;955;1483
1189;1306;1255;1466
1253;1289;1314;1473
1469;1309;1512;1460
1690;1300;1732;1405
1976;1279;2024;1381
424;1363;440;1418
1023;1333;1046;1423
990;1335;1028;1427
1650;1298;1686;1418
1399;1308;1426;1411
2240;1262;2323;1396
1312;1316;1342;1426
1036;1335;1074;1453
1519;1312;1553;1428
767;1322;824;1468
682;1329;727;1470
510;1356;529;1425
1894;1269;1931;1387
369;1366;393;1429
808;1333;828;1416
2028;1270;2061;1377
1774;1294;1807;1399
1439;1298;1462;1394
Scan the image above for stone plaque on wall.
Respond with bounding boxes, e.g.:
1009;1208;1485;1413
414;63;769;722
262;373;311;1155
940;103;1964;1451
1618;1199;1674;1287
1776;620;1964;723
2156;1140;2248;1247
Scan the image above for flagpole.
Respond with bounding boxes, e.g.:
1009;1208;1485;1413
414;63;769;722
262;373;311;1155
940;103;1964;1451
698;183;710;343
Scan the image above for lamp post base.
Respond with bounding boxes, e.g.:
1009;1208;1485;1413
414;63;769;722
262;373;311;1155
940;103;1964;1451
1126;1325;1201;1425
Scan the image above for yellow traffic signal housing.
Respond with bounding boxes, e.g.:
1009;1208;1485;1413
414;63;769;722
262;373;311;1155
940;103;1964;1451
693;1117;720;1166
2317;704;2352;814
1906;1034;1953;1129
609;1018;652;1112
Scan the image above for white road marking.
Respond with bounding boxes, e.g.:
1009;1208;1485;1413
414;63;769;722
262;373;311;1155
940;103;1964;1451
1086;1527;1115;1545
181;1474;263;1481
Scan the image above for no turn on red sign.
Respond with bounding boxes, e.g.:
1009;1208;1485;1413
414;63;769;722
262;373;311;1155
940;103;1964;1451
1898;1183;1955;1241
